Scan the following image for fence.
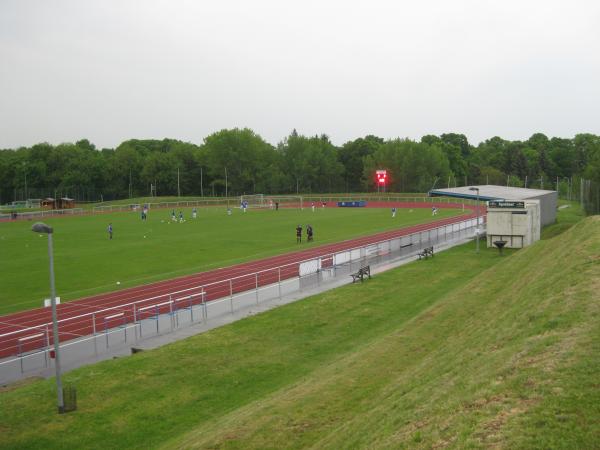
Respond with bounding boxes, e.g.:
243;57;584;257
0;208;86;221
0;215;484;384
580;178;600;215
1;195;478;221
92;196;476;213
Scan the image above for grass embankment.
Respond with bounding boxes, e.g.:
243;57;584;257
1;206;598;448
0;206;461;314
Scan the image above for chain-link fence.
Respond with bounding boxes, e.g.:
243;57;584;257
580;178;600;215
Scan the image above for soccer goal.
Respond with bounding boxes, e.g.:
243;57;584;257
270;196;304;209
239;194;303;209
240;194;266;208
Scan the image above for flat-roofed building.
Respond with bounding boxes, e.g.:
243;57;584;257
429;185;557;226
429;185;558;249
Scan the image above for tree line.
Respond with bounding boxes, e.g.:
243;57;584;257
1;129;599;205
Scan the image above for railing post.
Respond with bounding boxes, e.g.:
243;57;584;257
229;280;234;314
105;318;109;348
44;324;50;367
255;273;259;305
19;341;23;373
92;313;97;355
189;295;194;323
278;267;282;299
202;287;207;320
133;305;138;341
155;306;160;335
169;294;173;331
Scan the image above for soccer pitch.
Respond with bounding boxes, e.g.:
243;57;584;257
0;205;463;314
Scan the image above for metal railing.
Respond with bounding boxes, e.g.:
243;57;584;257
0;208;86;221
2;195;478;220
0;215;484;384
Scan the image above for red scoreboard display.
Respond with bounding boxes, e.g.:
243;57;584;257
376;170;387;186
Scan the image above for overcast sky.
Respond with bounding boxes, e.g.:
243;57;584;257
1;0;599;149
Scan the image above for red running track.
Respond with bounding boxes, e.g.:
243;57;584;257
0;202;483;358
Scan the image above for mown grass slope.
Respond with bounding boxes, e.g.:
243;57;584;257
166;216;599;449
0;209;597;449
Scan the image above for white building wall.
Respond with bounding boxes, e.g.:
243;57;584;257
486;200;540;249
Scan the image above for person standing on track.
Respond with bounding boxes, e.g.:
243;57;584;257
296;224;302;243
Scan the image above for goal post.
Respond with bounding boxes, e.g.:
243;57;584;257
239;194;303;209
270;196;303;209
240;194;265;208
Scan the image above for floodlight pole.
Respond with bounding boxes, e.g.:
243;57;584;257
469;187;480;254
32;223;64;413
225;167;229;207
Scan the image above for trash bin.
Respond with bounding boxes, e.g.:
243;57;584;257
63;385;77;412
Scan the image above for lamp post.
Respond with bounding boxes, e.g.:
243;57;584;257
31;222;64;414
22;162;28;201
469;187;480;253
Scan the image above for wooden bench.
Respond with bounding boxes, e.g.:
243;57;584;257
418;246;434;260
350;265;371;283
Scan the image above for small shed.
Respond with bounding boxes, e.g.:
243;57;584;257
58;197;75;209
41;198;56;209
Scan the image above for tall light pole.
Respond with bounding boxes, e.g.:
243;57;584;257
469;187;480;254
31;222;64;414
225;167;229;208
22;162;28;201
200;167;204;197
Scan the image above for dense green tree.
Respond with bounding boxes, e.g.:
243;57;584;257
363;139;451;192
202;128;275;195
440;133;471;158
1;130;600;205
278;132;344;193
338;135;383;191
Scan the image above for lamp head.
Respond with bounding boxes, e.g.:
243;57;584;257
468;187;479;192
31;222;53;234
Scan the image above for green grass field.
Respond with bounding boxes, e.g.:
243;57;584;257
0;205;596;449
0;205;463;314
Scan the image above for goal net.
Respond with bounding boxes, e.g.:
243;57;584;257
270;196;304;209
239;195;303;209
240;194;266;208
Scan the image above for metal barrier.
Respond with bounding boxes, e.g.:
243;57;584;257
0;218;484;382
91;196;478;214
0;208;85;220
0;216;484;384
